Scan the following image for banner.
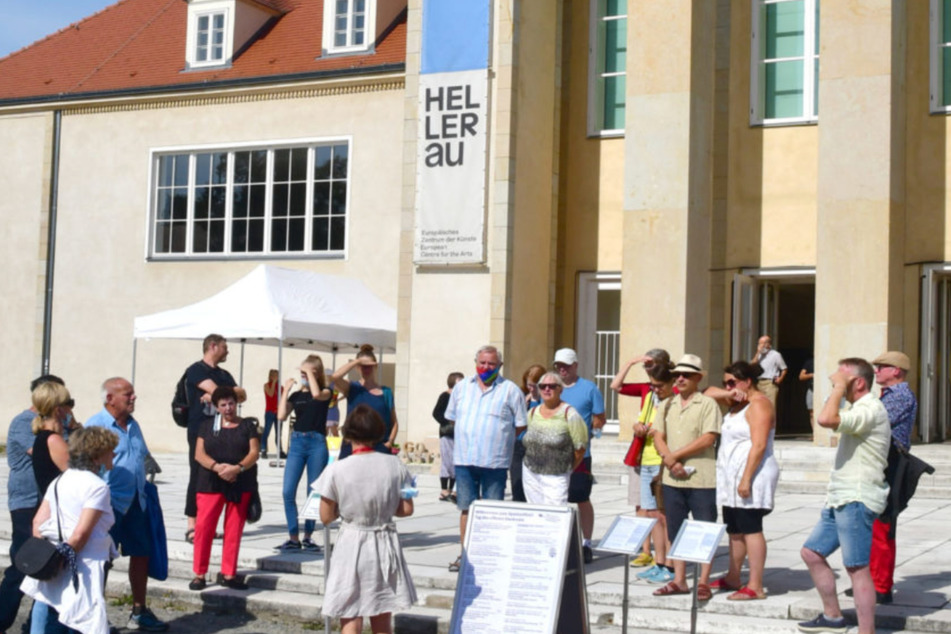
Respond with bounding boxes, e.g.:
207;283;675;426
414;1;491;264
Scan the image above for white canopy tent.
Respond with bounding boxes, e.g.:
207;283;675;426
132;264;398;452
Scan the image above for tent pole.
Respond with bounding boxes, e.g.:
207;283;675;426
131;339;137;384
239;339;246;388
277;341;283;458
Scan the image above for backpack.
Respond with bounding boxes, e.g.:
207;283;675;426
171;370;190;428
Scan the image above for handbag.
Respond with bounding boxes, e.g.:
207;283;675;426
15;478;65;580
623;393;654;468
247;488;262;524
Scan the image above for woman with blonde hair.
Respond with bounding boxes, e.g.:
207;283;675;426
31;382;72;498
21;426;119;634
275;355;332;552
332;345;398;459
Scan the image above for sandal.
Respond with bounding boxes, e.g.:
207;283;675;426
653;581;690;596
188;577;206;591
697;583;712;602
438;493;451;502
449;556;462;573
185;529;195;544
709;577;741;592
727;586;766;601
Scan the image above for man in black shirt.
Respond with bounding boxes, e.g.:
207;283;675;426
183;334;246;542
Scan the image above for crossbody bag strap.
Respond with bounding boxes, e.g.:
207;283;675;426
53;476;65;543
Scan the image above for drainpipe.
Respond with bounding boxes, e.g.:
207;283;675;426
41;110;62;374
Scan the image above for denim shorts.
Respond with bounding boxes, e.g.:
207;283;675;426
803;502;877;568
638;465;661;511
455;465;507;511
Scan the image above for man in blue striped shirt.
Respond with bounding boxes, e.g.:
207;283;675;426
444;345;527;571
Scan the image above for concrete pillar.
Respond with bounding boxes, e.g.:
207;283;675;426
621;0;717;371
813;1;905;444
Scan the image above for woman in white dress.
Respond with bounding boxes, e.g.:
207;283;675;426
706;361;780;600
21;426;119;634
315;404;417;634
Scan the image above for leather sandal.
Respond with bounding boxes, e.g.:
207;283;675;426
653;581;690;596
697;583;713;601
709;577;741;592
448;556;462;573
188;577;206;591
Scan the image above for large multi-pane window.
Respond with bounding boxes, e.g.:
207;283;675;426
931;0;951;111
196;13;226;63
589;0;627;135
151;142;350;258
751;0;819;124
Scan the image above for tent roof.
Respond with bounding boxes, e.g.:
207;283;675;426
133;265;396;353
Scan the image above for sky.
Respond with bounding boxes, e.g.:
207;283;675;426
0;0;117;59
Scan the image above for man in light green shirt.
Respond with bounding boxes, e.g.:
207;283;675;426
798;358;890;634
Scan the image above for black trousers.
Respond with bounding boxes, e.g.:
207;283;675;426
0;506;37;631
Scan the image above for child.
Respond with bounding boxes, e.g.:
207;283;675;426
315;405;417;634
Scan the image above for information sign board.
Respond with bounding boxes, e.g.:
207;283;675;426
598;516;657;555
669;520;726;564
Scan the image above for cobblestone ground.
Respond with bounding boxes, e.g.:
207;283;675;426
10;598;329;633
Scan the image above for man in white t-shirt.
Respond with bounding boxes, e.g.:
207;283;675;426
751;335;786;405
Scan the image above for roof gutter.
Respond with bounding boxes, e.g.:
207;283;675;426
41;109;62;375
0;63;406;110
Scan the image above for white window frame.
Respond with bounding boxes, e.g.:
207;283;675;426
587;0;627;137
146;137;352;260
322;0;375;55
750;0;819;126
188;8;231;68
930;0;951;112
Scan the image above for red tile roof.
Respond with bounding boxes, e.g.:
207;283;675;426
0;0;406;103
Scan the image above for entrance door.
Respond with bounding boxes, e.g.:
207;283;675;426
731;270;815;436
920;265;951;442
577;272;621;434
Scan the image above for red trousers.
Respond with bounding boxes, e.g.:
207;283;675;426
193;491;251;577
869;517;896;593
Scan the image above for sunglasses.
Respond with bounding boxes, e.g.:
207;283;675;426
538;384;560;391
723;379;737;388
672;372;698;379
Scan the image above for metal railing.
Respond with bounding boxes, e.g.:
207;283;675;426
594;330;620;426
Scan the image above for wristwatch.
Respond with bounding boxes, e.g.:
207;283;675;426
238;464;245;473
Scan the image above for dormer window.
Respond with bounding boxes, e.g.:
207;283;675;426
196;12;226;63
323;0;376;55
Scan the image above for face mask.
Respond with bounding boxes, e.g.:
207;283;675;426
478;366;500;386
64;413;73;428
300;378;309;388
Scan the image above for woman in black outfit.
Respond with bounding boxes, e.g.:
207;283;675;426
433;372;464;502
31;382;72;496
276;355;332;552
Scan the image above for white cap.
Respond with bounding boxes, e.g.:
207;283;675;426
553;348;578;365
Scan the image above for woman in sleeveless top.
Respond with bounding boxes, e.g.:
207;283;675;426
30;382;72;497
706;361;780;600
522;372;588;506
331;344;398;459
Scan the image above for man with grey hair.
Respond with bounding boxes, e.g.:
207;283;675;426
444;345;527;572
751;335;787;405
86;378;168;632
799;358;890;634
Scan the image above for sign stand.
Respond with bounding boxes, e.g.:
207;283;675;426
598;515;657;634
301;491;333;634
668;520;727;634
449;501;588;634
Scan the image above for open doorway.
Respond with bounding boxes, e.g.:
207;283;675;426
577;272;621;434
920;264;951;442
732;269;815;436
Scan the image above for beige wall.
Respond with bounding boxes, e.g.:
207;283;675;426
0;112;52;417
0;85;404;451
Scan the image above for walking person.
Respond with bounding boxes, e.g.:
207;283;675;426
275;356;332;553
190;386;260;590
331;345;398;458
262;369;279;459
433;372;464;502
706;361;780;600
315;405;417;634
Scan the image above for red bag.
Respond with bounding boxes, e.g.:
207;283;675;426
623;435;646;468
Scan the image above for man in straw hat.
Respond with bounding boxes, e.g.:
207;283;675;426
650;354;721;601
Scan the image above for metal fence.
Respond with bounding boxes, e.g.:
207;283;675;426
594;330;620;426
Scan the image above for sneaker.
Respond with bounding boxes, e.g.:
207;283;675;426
630;552;654;567
583;545;594;564
301;538;323;552
636;564;660;581
797;614;848;633
127;607;168;632
276;539;302;552
645;565;675;584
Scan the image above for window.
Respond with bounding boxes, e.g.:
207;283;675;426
931;0;951;112
324;0;371;54
588;0;627;136
151;141;350;258
196;12;226;63
751;0;819;125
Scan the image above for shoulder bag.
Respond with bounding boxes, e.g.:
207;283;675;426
15;477;65;580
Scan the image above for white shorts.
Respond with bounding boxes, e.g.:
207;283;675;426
522;466;570;506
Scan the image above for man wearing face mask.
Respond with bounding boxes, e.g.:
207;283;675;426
751;335;787;406
444;345;527;573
